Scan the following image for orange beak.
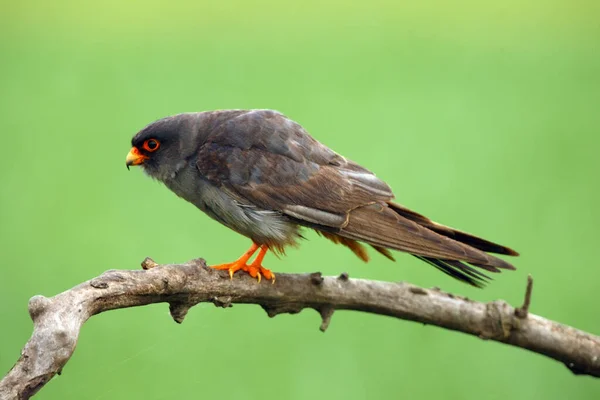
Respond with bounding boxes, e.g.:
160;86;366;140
125;147;148;170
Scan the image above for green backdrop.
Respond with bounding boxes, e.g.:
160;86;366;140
1;1;598;399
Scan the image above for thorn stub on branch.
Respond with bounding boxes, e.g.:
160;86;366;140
212;296;233;308
169;302;191;324
261;305;278;318
261;303;304;318
565;362;586;375
90;279;109;289
409;287;428;295
189;258;207;268
141;257;159;270
515;275;534;319
310;272;324;285
319;306;335;332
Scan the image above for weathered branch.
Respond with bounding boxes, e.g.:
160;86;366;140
1;258;599;399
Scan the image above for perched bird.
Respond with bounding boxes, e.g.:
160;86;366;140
126;109;517;286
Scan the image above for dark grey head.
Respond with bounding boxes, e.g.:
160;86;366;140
126;113;206;181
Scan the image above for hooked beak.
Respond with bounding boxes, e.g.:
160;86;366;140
125;147;148;170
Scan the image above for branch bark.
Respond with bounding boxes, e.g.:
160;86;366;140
1;258;599;399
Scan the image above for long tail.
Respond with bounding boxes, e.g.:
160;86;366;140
336;201;517;287
387;202;519;257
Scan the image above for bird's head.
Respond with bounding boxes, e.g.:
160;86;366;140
126;114;202;181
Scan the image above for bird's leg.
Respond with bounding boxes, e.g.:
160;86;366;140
243;245;275;284
210;243;260;279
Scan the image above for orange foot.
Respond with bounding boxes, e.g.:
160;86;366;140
210;243;275;284
243;245;275;283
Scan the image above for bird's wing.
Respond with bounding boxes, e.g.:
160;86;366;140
196;109;514;274
196;109;393;228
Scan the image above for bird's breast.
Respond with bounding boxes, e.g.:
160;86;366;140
162;166;300;247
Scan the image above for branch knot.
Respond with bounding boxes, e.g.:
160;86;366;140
28;295;51;321
481;301;515;340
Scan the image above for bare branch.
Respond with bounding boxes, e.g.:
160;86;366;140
1;258;599;399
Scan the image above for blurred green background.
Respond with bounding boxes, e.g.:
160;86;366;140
1;0;599;398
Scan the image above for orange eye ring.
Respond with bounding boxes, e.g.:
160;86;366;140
143;139;160;152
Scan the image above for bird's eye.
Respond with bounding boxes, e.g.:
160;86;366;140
143;139;160;152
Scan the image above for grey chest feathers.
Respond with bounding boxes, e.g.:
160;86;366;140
160;162;301;247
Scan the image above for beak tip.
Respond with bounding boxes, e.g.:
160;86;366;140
126;147;147;169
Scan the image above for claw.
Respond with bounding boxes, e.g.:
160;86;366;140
209;243;276;283
245;245;275;283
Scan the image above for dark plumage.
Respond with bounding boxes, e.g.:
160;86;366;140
126;109;518;286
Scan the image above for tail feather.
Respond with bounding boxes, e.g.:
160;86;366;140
316;231;396;262
415;256;491;287
335;202;517;287
387;202;519;257
341;204;513;268
317;231;370;262
371;245;396;261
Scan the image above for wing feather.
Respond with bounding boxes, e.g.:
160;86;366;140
196;109;393;228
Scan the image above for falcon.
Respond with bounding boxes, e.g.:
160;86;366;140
126;110;517;286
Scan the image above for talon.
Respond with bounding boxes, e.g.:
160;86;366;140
210;243;276;283
210;243;259;279
246;245;274;283
242;263;263;283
